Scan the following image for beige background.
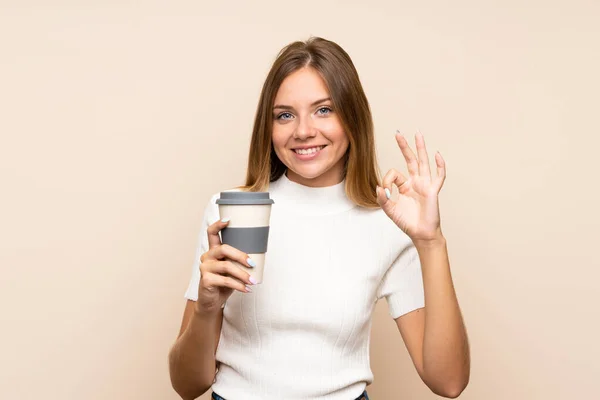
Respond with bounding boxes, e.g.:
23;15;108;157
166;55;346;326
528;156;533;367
1;1;599;399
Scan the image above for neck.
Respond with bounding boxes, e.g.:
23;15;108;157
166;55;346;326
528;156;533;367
268;170;355;216
285;167;344;188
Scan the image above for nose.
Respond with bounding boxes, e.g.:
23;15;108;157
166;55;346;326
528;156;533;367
293;115;317;140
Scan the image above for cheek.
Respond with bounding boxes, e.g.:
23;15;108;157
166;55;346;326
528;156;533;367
271;127;290;158
271;126;284;147
322;126;349;150
319;119;346;142
337;139;350;159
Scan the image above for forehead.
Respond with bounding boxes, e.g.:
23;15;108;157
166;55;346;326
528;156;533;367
274;67;330;103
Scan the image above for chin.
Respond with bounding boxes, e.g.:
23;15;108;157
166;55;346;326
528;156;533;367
289;165;329;179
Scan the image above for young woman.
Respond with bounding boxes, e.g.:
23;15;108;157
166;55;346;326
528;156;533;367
169;37;470;400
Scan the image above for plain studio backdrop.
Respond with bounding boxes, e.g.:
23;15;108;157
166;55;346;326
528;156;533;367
1;1;599;399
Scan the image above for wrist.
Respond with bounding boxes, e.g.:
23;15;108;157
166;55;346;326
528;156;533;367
413;233;447;250
193;301;223;319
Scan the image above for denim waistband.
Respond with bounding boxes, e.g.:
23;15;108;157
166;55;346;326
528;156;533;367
211;391;369;400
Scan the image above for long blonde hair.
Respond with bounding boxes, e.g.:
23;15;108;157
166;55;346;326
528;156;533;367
239;37;381;208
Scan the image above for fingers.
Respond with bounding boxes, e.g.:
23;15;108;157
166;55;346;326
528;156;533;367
434;151;446;190
207;217;230;249
395;130;431;179
200;257;257;295
201;267;253;294
382;168;409;198
203;219;257;270
206;244;256;268
211;260;257;285
395;130;419;176
201;259;257;293
415;130;431;178
375;185;391;208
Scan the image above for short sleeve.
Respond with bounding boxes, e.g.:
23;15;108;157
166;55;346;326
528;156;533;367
184;194;220;301
376;240;425;319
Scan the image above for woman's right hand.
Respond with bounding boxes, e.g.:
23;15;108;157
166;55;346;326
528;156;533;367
195;218;257;313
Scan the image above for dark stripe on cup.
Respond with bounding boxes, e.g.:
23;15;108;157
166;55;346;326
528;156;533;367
221;226;270;254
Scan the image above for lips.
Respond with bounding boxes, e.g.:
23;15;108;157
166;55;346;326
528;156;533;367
292;145;326;160
293;145;326;155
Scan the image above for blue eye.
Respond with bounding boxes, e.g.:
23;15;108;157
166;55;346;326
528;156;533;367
317;107;332;115
276;112;293;120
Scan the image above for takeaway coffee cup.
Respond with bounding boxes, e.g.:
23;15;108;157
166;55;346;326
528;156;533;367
216;191;274;284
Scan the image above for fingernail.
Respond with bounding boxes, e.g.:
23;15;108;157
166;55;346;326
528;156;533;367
385;188;391;199
245;285;253;293
247;257;256;268
249;276;258;285
220;217;230;223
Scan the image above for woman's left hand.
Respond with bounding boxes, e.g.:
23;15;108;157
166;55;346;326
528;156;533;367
376;131;446;243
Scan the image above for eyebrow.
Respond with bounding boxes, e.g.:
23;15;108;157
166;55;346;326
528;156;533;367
273;97;331;110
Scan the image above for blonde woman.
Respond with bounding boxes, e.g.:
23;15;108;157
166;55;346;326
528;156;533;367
169;37;470;400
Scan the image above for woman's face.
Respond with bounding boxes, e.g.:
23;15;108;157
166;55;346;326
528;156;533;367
271;67;349;187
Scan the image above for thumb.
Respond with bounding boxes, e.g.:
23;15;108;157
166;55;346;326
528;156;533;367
375;186;389;208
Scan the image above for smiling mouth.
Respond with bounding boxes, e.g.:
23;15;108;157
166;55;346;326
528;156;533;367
292;145;327;155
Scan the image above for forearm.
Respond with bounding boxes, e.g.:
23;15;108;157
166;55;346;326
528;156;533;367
415;236;470;397
169;307;222;400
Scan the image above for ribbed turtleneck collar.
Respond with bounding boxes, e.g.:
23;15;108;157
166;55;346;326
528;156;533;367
267;171;356;216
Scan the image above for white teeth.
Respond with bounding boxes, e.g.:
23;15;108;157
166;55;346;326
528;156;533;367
294;146;324;155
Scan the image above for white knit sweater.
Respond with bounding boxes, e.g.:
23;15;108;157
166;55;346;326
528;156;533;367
185;172;424;400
